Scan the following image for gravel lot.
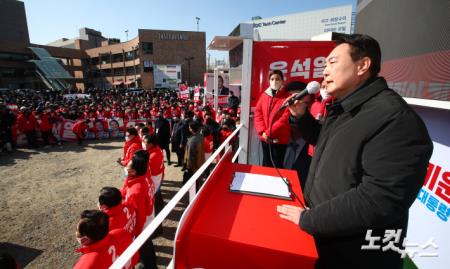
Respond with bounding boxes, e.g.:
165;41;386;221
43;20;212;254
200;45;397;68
0;140;186;268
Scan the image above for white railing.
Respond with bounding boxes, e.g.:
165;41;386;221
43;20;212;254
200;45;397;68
110;124;243;269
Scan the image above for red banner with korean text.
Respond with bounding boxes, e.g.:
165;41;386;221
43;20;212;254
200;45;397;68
381;49;450;101
251;41;335;108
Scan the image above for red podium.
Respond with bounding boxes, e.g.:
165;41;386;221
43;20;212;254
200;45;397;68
174;152;318;269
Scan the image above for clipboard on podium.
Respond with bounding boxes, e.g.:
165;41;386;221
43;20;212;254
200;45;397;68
229;172;293;200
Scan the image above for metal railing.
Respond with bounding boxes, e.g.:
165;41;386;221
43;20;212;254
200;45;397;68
110;124;243;269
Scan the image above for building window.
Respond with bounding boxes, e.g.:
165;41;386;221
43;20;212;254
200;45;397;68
142;42;153;54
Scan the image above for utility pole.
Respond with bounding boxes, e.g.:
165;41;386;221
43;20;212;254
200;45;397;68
195;17;200;32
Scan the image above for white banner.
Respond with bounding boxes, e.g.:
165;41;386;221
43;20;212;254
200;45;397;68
407;141;449;269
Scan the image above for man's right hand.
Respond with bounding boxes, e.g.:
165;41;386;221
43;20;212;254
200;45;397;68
286;94;309;119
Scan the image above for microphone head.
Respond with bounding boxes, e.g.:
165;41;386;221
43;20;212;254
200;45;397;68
306;81;321;94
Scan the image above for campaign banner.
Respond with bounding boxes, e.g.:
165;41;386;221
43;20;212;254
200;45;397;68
250;41;335;107
108;118;125;138
63;94;91;100
59;119;76;141
194;86;201;102
407;141;450;269
124;119;146;129
382;49;450;101
180;89;190;100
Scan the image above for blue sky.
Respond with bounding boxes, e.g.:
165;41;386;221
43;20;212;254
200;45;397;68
22;0;356;61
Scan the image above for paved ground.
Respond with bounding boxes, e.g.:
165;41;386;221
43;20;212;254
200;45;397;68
0;140;186;268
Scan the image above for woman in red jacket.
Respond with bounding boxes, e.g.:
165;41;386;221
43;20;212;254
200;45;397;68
254;70;291;168
117;127;142;167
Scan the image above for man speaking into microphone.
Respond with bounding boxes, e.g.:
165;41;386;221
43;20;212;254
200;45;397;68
277;34;433;269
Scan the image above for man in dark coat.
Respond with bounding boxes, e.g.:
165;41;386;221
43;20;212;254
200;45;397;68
171;114;184;167
155;111;171;165
226;91;240;111
0;104;16;152
277;34;433;269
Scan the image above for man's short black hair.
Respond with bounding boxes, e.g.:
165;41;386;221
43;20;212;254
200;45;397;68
131;150;149;175
99;187;122;208
78;210;109;242
126;127;138;136
189;121;201;133
141;126;150;136
143;134;159;146
335;34;381;77
285;81;307;93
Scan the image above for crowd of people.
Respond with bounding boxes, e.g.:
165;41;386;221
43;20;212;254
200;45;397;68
2;34;433;269
0;86;241;268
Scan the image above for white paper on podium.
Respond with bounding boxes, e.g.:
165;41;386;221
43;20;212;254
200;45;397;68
229;172;292;200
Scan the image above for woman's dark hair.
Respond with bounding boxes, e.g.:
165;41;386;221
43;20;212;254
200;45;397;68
126;127;138;136
143;134;159;146
78;210;109;242
269;69;284;81
131;150;149;175
335;34;381;77
99;187;122;208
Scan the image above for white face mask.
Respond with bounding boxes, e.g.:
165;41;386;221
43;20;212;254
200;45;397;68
142;143;147;150
123;167;128;178
125;136;130;142
270;80;282;91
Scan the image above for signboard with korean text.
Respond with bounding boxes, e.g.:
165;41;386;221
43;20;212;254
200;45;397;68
250;41;335;107
406;141;450;269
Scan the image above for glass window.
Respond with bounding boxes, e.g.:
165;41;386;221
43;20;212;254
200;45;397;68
142;42;153;54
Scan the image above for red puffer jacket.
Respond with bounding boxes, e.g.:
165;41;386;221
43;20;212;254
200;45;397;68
254;87;291;145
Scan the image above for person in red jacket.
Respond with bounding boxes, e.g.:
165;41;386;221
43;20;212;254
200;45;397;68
202;126;214;160
17;106;38;148
72;118;90;146
98;187;137;236
254;70;291;168
73;210;136;269
117;127;142;167
121;151;157;269
142;134;165;236
35;108;53;146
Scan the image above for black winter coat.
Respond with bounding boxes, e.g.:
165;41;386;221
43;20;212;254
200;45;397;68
292;77;433;269
155;117;171;148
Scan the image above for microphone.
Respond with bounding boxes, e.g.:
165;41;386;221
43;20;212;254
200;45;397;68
279;81;321;109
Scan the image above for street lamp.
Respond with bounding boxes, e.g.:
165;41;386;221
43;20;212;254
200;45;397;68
195;17;200;32
184;56;195;86
125;30;129;41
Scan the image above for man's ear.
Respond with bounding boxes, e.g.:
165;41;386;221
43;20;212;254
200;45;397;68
357;57;371;76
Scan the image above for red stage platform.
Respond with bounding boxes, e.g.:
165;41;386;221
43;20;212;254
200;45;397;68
174;153;317;269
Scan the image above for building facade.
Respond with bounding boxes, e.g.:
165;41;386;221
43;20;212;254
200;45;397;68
246;5;354;40
0;0;206;91
84;29;205;90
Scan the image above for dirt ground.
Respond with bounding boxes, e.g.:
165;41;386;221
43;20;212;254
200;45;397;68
0;140;186;268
